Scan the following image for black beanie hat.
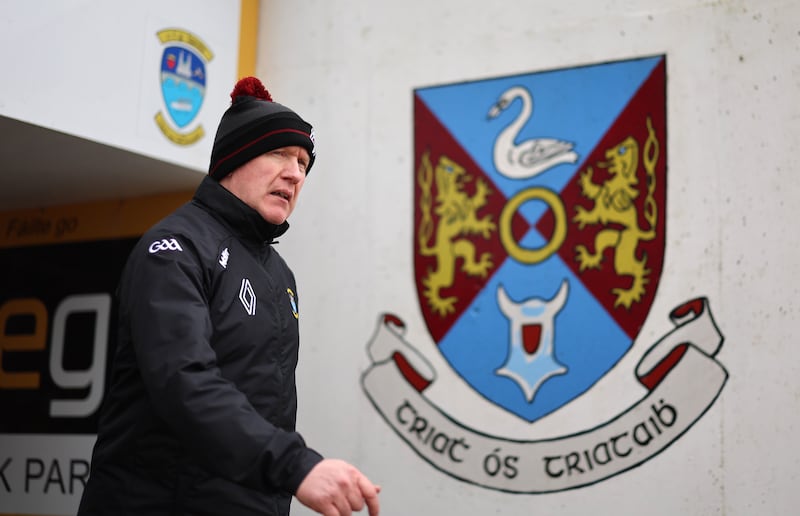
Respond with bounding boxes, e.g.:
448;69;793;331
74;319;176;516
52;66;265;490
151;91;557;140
208;77;316;180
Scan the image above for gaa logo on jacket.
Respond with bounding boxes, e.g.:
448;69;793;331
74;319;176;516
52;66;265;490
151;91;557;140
148;237;184;254
361;55;728;494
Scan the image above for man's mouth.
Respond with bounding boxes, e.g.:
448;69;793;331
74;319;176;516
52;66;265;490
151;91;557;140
271;191;291;201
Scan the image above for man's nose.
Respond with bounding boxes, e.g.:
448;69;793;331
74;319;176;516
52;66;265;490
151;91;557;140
284;160;304;182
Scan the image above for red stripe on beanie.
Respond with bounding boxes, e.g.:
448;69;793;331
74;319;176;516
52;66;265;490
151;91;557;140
209;128;311;177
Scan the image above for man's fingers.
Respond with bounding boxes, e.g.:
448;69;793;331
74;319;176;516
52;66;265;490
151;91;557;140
334;496;352;516
364;491;380;516
356;473;378;497
357;474;381;516
295;459;379;516
345;487;364;513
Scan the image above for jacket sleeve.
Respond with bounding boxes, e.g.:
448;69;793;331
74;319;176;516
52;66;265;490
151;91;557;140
120;236;322;494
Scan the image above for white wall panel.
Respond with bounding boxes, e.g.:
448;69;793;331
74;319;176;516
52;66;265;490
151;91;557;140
259;1;799;514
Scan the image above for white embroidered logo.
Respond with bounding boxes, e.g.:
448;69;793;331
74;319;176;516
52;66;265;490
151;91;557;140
148;238;183;254
219;248;229;268
239;278;256;316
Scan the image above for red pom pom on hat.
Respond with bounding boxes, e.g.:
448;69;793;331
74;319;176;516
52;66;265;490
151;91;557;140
230;76;273;102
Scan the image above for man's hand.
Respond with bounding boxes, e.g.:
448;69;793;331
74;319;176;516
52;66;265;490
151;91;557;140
295;459;381;516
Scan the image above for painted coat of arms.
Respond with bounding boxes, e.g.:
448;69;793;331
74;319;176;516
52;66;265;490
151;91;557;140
154;28;213;145
362;56;728;493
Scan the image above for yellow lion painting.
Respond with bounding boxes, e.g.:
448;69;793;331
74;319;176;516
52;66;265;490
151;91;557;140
573;118;659;309
417;150;496;316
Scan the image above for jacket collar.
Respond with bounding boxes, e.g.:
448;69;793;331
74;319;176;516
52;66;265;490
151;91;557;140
193;176;289;243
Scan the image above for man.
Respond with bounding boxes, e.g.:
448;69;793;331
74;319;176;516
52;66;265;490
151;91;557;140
78;77;380;516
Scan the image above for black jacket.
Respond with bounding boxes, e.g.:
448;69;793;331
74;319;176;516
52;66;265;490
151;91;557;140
78;177;323;516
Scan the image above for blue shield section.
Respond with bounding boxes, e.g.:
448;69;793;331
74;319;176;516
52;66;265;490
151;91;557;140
160;45;206;128
414;56;666;423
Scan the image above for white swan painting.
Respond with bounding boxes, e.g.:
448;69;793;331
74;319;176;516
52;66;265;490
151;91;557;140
487;85;579;180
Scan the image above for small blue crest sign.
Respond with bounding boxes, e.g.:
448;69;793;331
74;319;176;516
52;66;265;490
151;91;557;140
154;29;213;146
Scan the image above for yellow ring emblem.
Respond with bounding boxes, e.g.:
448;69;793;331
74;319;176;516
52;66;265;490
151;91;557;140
500;187;566;264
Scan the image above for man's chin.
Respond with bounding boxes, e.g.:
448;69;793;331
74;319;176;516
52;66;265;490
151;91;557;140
259;210;288;225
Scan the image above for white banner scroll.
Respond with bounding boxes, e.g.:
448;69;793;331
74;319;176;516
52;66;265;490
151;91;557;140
361;297;727;493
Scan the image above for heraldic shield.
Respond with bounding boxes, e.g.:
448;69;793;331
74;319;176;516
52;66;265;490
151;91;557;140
160;44;206;129
413;56;667;423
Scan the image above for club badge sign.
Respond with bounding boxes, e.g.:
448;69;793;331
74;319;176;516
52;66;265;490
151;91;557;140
153;28;213;146
361;56;728;493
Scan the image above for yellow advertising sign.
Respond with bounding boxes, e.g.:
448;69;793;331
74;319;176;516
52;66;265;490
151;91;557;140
0;191;192;249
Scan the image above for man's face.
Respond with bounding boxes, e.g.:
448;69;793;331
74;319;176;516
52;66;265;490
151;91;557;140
219;146;310;225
